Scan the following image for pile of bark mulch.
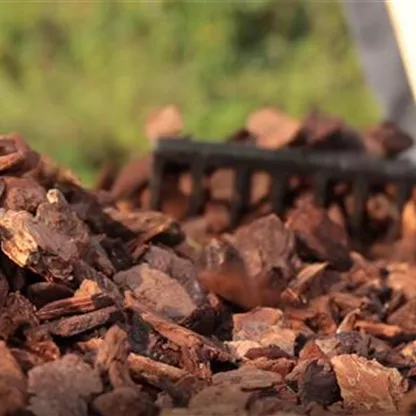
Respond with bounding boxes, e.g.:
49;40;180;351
101;106;416;262
1;107;416;416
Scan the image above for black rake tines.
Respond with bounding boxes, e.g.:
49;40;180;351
150;138;416;230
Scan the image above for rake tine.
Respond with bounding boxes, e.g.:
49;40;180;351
188;161;206;217
230;167;251;228
396;181;413;213
150;157;165;211
351;178;370;232
313;172;329;207
270;172;288;216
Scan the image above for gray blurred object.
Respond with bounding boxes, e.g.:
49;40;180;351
341;0;416;161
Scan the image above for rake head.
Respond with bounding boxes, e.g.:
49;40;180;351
150;137;416;233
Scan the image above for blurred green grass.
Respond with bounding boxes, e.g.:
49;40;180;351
0;1;380;186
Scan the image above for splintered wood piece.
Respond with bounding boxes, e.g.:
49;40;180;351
27;354;103;416
36;293;114;321
354;320;403;340
0;341;27;416
73;261;123;307
128;353;191;385
125;292;236;372
74;280;102;298
330;354;408;413
42;306;121;338
95;325;133;389
37;189;115;276
0;209;78;281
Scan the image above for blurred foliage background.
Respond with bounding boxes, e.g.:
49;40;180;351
0;0;379;185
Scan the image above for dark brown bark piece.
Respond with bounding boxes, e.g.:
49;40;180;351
104;206;184;247
197;237;260;310
0;341;27;416
0;271;8;308
109;154;152;201
36;293;114;321
230;214;297;283
125;292;236;375
286;200;352;271
73;261;123;306
363;121;413;158
27;282;74;309
199;214;298;309
291;109;365;152
99;236;133;272
27;354;102;416
0;176;47;213
0;209;78;281
245;346;292;360
93;387;159;416
114;264;197;321
0;292;38;341
36;189;116;276
298;358;341;406
43;306;121;338
29;153;82;189
144;245;207;306
330;354;408;413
